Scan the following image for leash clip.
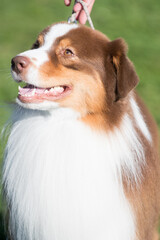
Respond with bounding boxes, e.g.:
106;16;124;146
68;11;77;24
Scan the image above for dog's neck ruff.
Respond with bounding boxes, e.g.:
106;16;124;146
3;102;146;240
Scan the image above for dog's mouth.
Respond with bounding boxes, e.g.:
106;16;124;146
18;84;72;103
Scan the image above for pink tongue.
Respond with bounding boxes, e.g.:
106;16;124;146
19;87;45;95
35;88;46;94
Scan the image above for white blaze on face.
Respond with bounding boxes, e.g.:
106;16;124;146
12;23;78;110
15;23;78;88
18;23;78;68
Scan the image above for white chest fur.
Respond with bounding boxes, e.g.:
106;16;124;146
3;107;143;240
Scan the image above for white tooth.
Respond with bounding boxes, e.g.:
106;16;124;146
45;90;49;94
54;86;64;93
18;86;22;91
50;88;54;92
18;86;23;93
54;86;61;90
31;89;36;96
24;93;31;97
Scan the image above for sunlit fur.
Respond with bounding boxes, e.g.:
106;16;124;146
130;98;152;142
3;22;158;240
14;23;78;89
3;100;148;240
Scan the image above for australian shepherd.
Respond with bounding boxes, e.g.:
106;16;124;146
2;22;160;240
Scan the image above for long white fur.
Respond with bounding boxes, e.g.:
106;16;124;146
130;97;152;142
3;97;148;240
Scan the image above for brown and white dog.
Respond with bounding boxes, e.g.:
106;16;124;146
3;22;160;240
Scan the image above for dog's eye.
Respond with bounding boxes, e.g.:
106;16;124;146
31;40;40;49
64;49;74;56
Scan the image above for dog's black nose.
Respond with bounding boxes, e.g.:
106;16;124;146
11;56;30;74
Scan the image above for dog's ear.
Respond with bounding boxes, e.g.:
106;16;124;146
107;38;139;101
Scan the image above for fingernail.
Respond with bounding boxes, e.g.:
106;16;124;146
64;0;70;6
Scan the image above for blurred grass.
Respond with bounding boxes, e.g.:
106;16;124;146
0;0;160;238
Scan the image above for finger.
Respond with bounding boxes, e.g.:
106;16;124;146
82;0;95;8
78;1;95;24
73;0;94;13
87;0;95;14
75;10;81;21
78;10;87;24
64;0;71;6
73;3;82;12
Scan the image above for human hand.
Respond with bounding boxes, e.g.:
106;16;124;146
64;0;95;24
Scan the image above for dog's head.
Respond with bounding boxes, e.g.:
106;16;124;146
11;22;139;114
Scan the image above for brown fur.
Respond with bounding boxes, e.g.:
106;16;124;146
126;94;160;240
33;26;138;128
15;23;160;239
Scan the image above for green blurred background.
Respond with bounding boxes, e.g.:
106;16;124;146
0;0;160;238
